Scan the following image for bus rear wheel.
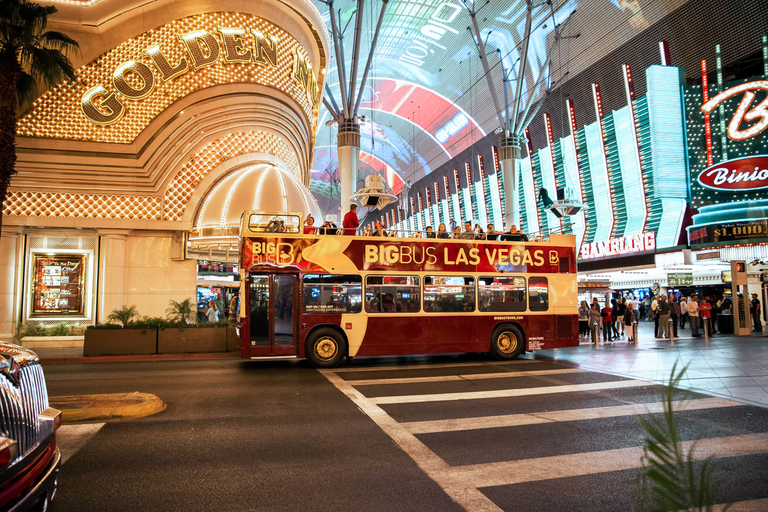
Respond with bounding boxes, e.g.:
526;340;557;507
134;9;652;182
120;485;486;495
490;324;524;360
306;328;347;368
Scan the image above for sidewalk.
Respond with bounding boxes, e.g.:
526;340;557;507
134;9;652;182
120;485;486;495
535;320;768;408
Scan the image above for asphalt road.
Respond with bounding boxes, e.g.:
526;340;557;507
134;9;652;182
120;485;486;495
43;354;768;511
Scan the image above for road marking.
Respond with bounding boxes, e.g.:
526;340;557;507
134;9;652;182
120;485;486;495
57;423;105;464
402;397;743;434
345;368;584;386
321;369;506;511
713;498;768;511
370;379;654;404
439;433;768;488
334;359;541;373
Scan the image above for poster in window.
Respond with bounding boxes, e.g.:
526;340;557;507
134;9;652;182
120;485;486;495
31;254;86;316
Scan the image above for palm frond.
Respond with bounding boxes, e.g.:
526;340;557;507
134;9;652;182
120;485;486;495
635;362;729;511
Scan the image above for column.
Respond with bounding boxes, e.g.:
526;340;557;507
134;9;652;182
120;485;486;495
337;119;361;213
0;230;22;341
98;230;130;323
500;135;523;230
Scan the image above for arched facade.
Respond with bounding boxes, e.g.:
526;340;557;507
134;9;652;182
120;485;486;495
0;0;327;337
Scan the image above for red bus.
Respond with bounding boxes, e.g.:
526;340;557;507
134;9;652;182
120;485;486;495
238;212;578;367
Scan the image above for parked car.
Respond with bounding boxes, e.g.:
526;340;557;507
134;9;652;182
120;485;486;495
0;341;61;511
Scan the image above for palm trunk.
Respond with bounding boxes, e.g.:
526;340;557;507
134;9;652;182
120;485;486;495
0;57;20;239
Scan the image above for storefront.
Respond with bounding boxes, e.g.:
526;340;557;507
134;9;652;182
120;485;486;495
0;0;327;340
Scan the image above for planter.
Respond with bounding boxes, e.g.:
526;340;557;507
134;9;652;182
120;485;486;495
84;329;157;356
21;336;84;349
226;326;240;352
157;327;227;354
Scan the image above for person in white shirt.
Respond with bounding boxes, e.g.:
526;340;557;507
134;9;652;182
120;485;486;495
679;297;688;328
686;295;700;337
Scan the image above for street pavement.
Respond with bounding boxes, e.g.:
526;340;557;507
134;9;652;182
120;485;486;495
44;346;768;511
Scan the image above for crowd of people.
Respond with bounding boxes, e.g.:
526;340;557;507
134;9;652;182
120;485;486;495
302;204;531;241
578;292;764;344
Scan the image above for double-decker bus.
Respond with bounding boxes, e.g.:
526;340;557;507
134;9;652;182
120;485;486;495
238;211;578;367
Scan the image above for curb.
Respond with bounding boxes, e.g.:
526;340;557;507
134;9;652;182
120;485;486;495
50;392;166;423
41;351;240;364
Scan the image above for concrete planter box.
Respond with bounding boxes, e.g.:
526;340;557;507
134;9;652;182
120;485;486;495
226;326;240;352
21;336;84;349
84;329;157;356
157;327;227;354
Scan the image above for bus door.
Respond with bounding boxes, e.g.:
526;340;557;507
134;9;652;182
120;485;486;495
248;273;298;356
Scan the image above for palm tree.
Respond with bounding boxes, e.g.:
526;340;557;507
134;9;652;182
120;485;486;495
0;0;78;236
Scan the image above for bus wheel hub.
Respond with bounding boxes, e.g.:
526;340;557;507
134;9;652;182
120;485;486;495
316;338;338;360
499;333;517;353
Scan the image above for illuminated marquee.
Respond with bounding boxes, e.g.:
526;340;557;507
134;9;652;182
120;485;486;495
580;231;656;260
82;26;320;125
698;155;768;191
17;13;323;143
701;81;768;141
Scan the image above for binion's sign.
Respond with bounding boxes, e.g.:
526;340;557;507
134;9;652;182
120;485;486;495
580;232;656;260
80;26;320;126
700;80;768;141
697;155;768;191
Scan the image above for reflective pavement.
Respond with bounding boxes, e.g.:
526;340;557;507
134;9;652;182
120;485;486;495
535;320;768;408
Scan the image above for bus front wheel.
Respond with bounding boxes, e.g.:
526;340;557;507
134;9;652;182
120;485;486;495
306;328;347;368
490;324;524;360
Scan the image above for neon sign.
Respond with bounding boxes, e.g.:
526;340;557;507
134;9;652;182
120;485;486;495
697;155;768;191
81;27;320;125
435;112;469;143
700;80;768;141
580;231;656;260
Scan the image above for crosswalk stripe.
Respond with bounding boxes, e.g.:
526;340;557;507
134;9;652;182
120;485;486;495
333;359;541;373
370;378;654;404
347;368;584;386
402;397;743;434
437;433;768;488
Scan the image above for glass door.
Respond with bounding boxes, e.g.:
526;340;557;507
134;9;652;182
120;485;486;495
249;274;297;356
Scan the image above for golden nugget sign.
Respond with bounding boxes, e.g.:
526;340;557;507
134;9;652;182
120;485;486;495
81;27;320;125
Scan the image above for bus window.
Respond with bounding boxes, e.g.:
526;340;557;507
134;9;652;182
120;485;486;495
248;213;301;233
478;276;527;312
303;275;362;314
528;276;549;312
365;276;420;313
423;276;475;313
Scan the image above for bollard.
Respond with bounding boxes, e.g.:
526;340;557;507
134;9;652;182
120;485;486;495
704;317;709;340
669;317;675;343
632;319;638;344
592;321;599;345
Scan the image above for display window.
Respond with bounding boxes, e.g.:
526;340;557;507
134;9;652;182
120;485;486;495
30;254;86;317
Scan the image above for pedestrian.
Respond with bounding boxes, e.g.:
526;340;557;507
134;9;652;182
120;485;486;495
700;297;713;335
679;296;688;328
616;297;627;337
669;296;680;337
687;295;701;337
206;300;218;322
437;223;450;239
228;294;238;323
451;226;462;239
650;295;659;336
657;295;671;338
589;303;601;344
623;304;637;343
425;226;436;238
342;203;359;235
750;293;763;332
215;292;226;319
474;224;485;240
486;223;500;241
460;220;475;240
601;302;613;342
578;300;590;339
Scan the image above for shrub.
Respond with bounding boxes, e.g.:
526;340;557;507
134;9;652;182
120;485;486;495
166;298;195;325
107;305;140;327
49;323;70;336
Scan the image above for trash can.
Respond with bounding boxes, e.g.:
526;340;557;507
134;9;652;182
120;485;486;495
718;314;734;334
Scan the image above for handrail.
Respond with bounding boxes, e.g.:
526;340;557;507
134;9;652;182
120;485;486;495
309;227;548;241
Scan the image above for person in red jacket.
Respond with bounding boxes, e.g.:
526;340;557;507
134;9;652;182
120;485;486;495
601;303;613;342
342;203;359;235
